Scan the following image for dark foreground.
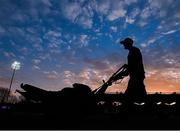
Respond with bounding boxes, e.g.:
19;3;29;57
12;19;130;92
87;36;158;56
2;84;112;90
0;99;180;130
5;83;178;129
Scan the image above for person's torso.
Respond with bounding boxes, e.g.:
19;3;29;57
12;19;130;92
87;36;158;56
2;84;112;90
128;46;145;78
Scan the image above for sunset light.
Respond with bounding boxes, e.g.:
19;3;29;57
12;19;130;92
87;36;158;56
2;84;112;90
0;1;180;129
0;0;179;94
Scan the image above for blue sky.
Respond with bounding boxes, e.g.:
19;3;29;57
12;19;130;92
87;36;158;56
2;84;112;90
0;0;180;93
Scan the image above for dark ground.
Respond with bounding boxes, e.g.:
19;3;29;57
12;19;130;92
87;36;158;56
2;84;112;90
0;103;180;130
8;83;179;129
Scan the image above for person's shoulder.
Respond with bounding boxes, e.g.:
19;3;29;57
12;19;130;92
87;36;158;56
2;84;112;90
132;46;142;55
132;46;140;51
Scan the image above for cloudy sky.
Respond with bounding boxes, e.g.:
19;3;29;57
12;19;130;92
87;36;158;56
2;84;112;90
0;0;180;94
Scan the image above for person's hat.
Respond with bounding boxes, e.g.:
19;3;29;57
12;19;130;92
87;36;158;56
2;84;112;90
120;37;133;45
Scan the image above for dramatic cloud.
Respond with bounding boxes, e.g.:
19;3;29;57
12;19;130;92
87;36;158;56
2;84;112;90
0;0;180;93
161;29;180;35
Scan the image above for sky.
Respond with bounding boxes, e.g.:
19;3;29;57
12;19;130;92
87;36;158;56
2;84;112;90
0;0;180;94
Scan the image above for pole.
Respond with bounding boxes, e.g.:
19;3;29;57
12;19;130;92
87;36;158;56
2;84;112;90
7;69;16;102
1;69;16;103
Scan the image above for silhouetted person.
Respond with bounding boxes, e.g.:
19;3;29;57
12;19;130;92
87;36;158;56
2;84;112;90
120;38;147;102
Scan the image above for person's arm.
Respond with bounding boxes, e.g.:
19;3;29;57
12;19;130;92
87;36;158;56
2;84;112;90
112;64;129;81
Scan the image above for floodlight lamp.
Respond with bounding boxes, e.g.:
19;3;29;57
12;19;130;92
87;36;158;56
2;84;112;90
11;61;21;70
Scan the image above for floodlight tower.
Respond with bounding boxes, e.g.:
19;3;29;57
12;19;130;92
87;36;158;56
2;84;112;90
1;61;21;103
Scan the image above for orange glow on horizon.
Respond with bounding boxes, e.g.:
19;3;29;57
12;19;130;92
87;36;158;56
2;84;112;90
105;77;180;94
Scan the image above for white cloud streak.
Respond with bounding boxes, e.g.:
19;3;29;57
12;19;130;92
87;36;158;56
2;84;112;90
161;29;179;35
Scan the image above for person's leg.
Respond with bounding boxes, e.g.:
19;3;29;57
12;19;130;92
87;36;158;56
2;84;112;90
125;78;147;101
